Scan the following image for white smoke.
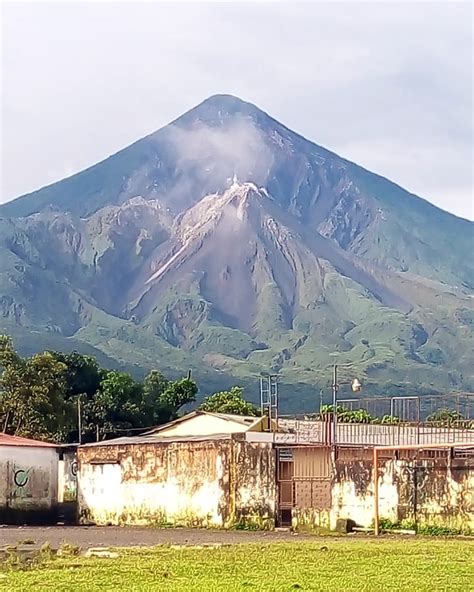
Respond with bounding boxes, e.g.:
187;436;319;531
165;115;274;187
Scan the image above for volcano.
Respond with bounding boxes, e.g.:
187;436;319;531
1;94;472;409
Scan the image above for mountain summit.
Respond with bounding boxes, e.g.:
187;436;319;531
1;95;473;407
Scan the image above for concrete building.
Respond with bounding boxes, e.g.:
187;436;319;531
77;412;474;532
78;412;275;528
0;433;60;524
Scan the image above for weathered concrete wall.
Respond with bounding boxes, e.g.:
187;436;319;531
78;439;233;527
58;450;77;503
78;437;277;529
233;439;276;529
79;438;473;532
285;447;473;532
331;453;474;531
0;445;59;523
331;458;398;528
397;459;474;531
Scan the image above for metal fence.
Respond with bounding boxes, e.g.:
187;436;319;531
277;418;474;447
274;393;474;446
335;393;474;422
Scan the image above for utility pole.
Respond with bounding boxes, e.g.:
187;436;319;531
77;395;82;445
332;365;338;448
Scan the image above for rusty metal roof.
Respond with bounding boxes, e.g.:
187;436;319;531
0;433;58;448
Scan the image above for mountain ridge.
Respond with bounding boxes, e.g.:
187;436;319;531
2;94;471;223
0;94;473;409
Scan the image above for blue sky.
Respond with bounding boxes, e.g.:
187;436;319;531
1;1;472;219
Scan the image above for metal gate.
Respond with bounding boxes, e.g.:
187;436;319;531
277;446;332;525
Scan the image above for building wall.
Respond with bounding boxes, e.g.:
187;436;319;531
233;440;276;529
395;458;474;531
78;437;276;528
58;449;78;503
331;451;473;531
286;447;473;532
154;415;252;438
0;445;59;523
78;438;473;532
78;439;231;527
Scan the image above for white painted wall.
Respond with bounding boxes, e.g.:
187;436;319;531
156;414;249;437
331;460;398;528
0;446;59;510
330;459;474;530
78;453;227;526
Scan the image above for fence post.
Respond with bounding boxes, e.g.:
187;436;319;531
373;447;379;536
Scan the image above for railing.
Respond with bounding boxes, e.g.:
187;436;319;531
336;421;474;446
324;393;474;422
276;418;474;447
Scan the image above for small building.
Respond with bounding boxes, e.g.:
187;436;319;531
77;412;474;532
143;410;272;437
77;412;275;528
0;433;60;524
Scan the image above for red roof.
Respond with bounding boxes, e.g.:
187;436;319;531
0;433;58;448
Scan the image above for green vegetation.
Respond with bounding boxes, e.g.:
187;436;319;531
317;404;473;426
318;405;401;424
1;540;473;591
0;335;260;442
0;335;197;442
199;386;260;416
426;408;463;425
378;517;472;536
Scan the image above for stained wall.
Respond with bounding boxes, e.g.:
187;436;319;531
0;445;59;523
78;436;276;528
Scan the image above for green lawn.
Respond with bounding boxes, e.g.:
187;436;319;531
1;539;473;592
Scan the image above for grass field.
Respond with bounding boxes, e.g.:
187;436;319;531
1;539;473;591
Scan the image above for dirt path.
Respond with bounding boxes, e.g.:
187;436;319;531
0;525;325;548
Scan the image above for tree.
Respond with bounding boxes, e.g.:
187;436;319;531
199;387;259;416
0;336;72;440
142;370;173;426
49;351;106;441
0;335;201;442
160;378;198;416
50;351;105;400
83;370;144;440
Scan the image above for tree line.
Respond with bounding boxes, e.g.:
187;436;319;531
0;335;258;443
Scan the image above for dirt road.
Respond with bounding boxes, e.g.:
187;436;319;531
0;525;322;548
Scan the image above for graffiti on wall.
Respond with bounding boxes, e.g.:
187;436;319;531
11;466;33;499
14;468;30;488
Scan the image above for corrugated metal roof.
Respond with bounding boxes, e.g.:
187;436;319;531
81;433;233;448
0;433;58;448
